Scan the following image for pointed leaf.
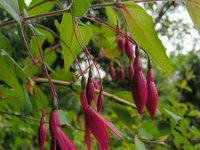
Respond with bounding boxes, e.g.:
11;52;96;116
21;85;32;115
70;0;90;16
135;135;146;150
186;0;200;33
60;13;92;71
0;0;20;23
123;2;171;76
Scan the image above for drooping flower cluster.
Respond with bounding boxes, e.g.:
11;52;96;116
114;23;159;119
114;24;135;80
131;47;158;119
131;48;147;115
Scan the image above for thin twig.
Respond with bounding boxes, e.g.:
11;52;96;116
0;111;40;122
34;77;136;109
0;0;171;28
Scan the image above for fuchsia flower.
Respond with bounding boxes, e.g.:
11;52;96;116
131;55;147;115
109;61;115;80
80;89;123;150
38;116;46;150
49;109;76;150
146;68;158;120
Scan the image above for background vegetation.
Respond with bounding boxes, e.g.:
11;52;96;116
0;0;200;150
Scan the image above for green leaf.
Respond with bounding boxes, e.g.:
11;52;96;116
58;109;70;126
70;0;90;16
100;48;120;59
21;85;32;115
135;135;146;150
114;91;133;102
44;48;57;66
29;36;45;59
0;32;13;54
0;0;20;23
28;0;56;16
0;86;22;110
37;27;54;44
111;103;132;126
123;2;171;76
0;49;27;82
186;0;200;33
0;52;23;97
60;13;92;71
138;128;154;140
105;7;118;25
18;0;26;13
164;108;181;122
50;69;74;81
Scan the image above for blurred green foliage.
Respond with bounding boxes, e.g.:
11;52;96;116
0;0;200;150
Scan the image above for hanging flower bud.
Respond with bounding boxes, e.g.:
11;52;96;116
119;65;125;81
146;67;158;120
117;38;125;53
97;88;104;112
128;61;134;78
109;61;115;80
86;69;94;105
116;21;125;53
131;48;147;115
172;0;176;8
38;116;46;150
125;34;134;62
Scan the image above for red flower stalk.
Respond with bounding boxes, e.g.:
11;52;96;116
128;61;134;78
146;68;158;120
119;65;125;81
86;73;94;105
38;116;46;150
131;55;147;115
125;37;134;62
80;89;123;150
49;110;76;150
109;61;115;80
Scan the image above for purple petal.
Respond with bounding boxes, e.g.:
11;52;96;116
85;106;109;149
87;106;124;140
56;128;76;150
